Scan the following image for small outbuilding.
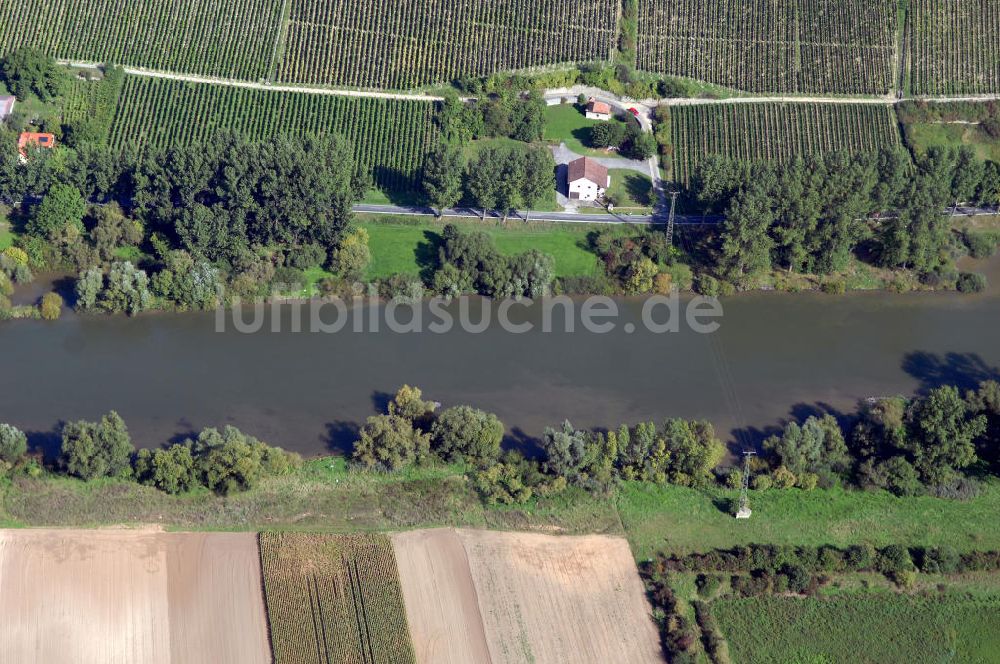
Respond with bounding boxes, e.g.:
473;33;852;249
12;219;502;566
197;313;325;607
567;157;610;202
585;98;612;121
0;95;14;121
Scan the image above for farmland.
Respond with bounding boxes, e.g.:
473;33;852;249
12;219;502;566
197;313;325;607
0;0;284;81
277;0;620;90
668;103;902;184
258;532;416;664
107;76;439;193
0;529;270;664
714;594;1000;663
637;0;898;95
905;0;1000;96
392;528;663;664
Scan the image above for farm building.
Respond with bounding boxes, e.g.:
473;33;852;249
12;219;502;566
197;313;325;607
585;99;612;120
567;157;610;202
0;96;14;120
17;132;56;161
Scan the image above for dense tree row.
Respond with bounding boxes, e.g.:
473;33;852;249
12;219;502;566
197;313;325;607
0;123;365;309
0;414;299;495
694;146;1000;287
351;385;725;505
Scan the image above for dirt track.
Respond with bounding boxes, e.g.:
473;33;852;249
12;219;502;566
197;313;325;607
0;529;270;664
393;528;664;664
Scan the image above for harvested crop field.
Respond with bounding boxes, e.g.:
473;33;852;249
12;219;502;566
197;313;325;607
0;529;270;664
392;528;664;664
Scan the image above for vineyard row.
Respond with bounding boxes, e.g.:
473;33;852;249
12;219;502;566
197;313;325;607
0;0;284;81
668;103;902;185
105;76;440;194
278;0;620;90
637;0;898;95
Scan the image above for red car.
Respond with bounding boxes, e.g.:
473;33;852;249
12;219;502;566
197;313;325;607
628;107;640;117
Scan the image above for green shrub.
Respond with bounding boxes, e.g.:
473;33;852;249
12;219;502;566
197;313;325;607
956;272;987;293
964;232;997;259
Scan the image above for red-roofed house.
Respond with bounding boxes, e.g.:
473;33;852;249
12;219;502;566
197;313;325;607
0;95;15;120
18;132;56;162
567;157;610;202
585;98;612;121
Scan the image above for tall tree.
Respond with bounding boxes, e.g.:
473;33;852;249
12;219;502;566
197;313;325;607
422;143;465;214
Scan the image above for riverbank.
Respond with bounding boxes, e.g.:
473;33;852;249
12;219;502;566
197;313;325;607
5;457;1000;559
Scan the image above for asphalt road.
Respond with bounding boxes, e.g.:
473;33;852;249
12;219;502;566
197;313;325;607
354;203;1000;226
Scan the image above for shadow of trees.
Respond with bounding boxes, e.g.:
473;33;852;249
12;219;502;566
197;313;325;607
902;351;1000;394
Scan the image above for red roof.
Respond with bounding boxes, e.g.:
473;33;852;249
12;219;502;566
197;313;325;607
567;157;609;185
18;132;56;157
587;99;611;115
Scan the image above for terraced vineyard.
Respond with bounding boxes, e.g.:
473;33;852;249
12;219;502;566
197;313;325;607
637;0;898;95
107;76;439;193
277;0;620;89
669;103;901;184
259;532;416;664
0;0;284;80
905;0;1000;95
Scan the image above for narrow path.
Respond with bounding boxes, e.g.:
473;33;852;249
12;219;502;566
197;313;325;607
57;60;448;103
61;60;1000;108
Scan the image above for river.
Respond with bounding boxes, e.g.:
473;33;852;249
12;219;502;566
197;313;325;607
2;257;998;458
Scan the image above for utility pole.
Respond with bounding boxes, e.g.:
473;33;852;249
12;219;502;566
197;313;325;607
666;191;678;246
736;451;755;519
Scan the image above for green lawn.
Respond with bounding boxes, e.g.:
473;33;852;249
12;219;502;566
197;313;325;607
619;481;1000;559
0;224;12;251
605;171;654;212
903;122;1000;162
359;215;622;279
543;103;627;158
714;594;1000;664
0;459;623;536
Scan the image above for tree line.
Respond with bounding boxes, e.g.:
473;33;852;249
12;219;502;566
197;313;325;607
0;414;299;495
693;146;999;289
348;379;1000;506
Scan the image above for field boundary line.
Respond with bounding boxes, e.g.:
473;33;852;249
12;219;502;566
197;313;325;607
267;0;292;84
454;529;496;664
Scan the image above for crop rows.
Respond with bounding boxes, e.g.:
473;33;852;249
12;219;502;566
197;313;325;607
0;0;283;80
670;103;901;184
637;0;897;95
258;532;416;664
107;76;439;193
713;595;1000;663
277;0;620;90
905;0;1000;96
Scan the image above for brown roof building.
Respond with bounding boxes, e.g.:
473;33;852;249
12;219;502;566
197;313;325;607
585;98;612;120
567;157;610;202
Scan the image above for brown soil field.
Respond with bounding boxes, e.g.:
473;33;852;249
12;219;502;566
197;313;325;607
0;529;270;664
392;528;664;664
392;529;493;664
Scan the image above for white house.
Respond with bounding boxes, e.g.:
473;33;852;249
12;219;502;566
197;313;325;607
567;157;610;202
585;98;611;121
0;95;15;121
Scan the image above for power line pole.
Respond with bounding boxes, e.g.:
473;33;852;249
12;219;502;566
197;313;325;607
666;191;678;246
736;451;755;519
